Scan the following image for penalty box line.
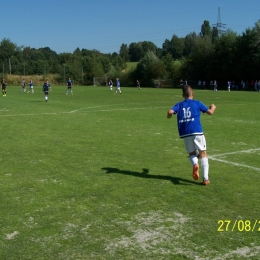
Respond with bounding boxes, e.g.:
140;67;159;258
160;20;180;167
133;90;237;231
209;148;260;172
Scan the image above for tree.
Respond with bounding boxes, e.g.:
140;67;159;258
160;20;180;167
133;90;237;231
183;32;197;56
141;41;157;56
119;43;129;62
213;30;237;80
101;56;111;73
136;51;166;86
234;28;257;80
39;47;58;61
249;20;260;67
0;38;17;60
162;39;172;57
73;47;81;57
181;36;214;81
211;26;219;44
113;55;124;70
128;42;142;61
171;35;184;59
0;38;18;74
201;20;211;37
162;35;184;59
162;53;174;78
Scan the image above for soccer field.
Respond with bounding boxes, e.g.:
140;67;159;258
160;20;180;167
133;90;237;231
1;85;260;259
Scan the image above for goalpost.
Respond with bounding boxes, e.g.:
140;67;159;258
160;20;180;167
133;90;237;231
93;77;107;87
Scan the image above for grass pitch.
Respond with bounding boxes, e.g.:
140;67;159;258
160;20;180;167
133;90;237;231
1;85;260;259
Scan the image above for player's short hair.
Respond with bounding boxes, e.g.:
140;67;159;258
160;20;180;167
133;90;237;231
182;85;192;98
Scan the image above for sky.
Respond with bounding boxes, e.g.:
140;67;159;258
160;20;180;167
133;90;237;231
1;0;260;54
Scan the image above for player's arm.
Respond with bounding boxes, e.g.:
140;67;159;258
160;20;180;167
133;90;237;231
167;109;175;118
206;104;216;115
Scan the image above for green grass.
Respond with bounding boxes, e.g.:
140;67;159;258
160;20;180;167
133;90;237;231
126;62;138;71
1;85;260;259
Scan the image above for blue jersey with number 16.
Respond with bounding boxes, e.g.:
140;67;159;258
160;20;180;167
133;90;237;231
172;98;208;138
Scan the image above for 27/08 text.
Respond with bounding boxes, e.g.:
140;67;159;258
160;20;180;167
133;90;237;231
218;220;260;232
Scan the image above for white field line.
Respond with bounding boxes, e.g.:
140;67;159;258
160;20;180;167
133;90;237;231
209;148;260;172
211;148;260;157
0;106;168;117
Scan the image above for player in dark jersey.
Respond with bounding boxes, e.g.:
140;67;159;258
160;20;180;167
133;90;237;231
20;79;26;93
42;79;51;102
66;77;73;95
213;80;217;92
1;78;7;96
167;85;216;185
108;79;113;91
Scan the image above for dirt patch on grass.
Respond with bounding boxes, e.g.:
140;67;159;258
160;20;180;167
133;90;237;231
105;210;192;256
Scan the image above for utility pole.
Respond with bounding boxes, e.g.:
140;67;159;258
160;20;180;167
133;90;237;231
9;56;12;75
213;7;226;36
82;66;83;84
63;65;65;85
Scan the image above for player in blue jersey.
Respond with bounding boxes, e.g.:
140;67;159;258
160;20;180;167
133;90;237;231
227;81;231;92
167;85;216;185
42;79;51;102
114;78;121;94
66;77;73;95
28;79;34;93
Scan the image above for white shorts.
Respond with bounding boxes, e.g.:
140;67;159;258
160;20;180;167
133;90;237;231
183;135;207;153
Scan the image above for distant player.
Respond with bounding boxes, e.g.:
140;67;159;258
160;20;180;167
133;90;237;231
42;79;50;102
227;81;231;92
66;77;73;95
109;79;113;90
114;78;121;94
213;80;217;92
28;79;34;93
202;80;206;89
198;80;201;88
1;78;7;96
137;80;141;90
210;80;213;90
20;79;26;93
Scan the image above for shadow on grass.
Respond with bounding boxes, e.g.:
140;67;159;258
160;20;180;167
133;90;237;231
101;167;202;185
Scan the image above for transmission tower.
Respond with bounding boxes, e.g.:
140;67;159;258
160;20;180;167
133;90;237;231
213;7;226;36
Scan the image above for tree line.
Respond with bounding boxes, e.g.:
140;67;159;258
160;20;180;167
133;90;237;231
1;19;260;87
